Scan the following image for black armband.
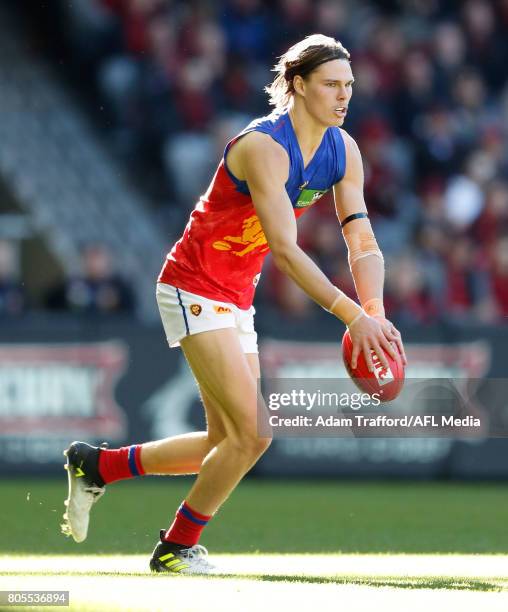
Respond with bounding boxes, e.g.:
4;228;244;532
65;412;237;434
340;212;369;228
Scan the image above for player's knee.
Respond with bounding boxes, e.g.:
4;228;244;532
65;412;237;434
231;429;271;459
245;433;271;457
206;430;225;449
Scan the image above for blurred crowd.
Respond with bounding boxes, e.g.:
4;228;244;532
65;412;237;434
0;239;135;317
10;0;508;325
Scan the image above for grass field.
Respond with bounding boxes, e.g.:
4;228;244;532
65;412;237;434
0;478;507;611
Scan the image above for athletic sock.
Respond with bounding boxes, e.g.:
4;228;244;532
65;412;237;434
163;501;212;547
98;444;145;484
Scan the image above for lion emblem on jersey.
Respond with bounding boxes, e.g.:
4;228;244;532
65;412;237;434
213;215;270;257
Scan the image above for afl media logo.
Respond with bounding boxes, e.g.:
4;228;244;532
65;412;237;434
190;304;202;316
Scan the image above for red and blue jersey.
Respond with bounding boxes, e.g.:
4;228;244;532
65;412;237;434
158;110;346;309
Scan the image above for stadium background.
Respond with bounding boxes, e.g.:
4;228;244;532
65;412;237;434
1;0;508;568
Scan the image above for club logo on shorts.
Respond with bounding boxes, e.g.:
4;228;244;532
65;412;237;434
190;304;202;316
213;305;232;314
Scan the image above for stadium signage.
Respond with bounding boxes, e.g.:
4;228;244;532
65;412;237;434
0;342;128;464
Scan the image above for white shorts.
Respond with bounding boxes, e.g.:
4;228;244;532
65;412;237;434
156;282;258;354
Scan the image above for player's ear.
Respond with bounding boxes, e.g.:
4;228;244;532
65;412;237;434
293;75;305;97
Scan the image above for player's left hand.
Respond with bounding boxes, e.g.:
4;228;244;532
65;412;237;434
372;315;407;366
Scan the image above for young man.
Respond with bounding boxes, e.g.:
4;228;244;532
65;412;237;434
61;34;407;574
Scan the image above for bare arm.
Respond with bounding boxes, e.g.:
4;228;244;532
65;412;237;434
333;132;384;310
334;130;407;366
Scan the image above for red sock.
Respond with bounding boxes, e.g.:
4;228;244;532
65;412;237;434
98;444;145;484
164;501;212;547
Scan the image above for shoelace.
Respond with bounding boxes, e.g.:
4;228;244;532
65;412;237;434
84;485;105;502
179;544;209;560
180;545;215;569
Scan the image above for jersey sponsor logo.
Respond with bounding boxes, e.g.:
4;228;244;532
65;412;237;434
213;305;232;314
212;215;269;257
190;304;202;316
295;188;328;208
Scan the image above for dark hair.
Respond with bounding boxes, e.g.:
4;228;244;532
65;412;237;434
265;34;351;110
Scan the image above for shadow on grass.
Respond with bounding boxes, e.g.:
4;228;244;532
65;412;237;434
2;570;505;592
253;574;504;592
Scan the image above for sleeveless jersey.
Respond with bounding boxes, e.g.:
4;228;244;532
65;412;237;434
158;110;346;309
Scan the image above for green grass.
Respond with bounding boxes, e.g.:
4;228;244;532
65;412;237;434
1;553;507;611
3;479;506;611
0;478;507;555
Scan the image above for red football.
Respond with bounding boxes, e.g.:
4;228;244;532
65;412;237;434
342;330;405;402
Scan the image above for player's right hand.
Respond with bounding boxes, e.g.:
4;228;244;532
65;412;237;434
348;312;398;372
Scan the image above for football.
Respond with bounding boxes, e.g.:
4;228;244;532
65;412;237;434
342;330;405;402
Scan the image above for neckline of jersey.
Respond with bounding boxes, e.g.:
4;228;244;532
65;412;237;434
285;111;328;173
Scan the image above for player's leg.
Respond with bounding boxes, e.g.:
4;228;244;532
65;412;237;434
135;347;260;473
136;349;259;474
63;285;263;549
141;350;259;474
60;381;230;543
139;387;227;475
183;350;265;514
61;343;259;544
151;328;269;573
163;328;269;522
136;282;237;475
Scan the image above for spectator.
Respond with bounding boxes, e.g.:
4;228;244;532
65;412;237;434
444;235;489;322
432;22;466;101
444;151;492;232
221;0;271;62
275;0;312;43
415;221;447;308
393;51;436;138
490;236;508;319
413;105;464;185
475;180;508;246
45;243;135;315
384;252;438;325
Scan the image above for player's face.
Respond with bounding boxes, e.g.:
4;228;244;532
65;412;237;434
302;59;354;127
